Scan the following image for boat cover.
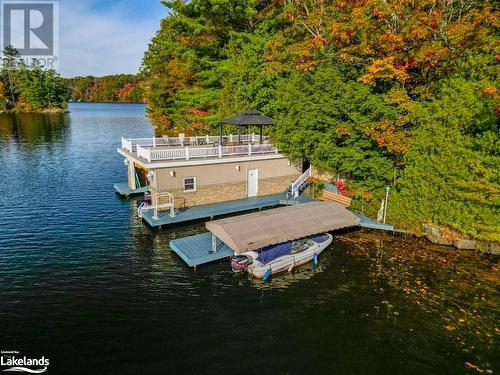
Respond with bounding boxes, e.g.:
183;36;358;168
205;201;360;253
256;242;292;264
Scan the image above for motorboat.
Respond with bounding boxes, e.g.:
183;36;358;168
231;233;333;280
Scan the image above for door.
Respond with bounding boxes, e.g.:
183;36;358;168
247;169;258;197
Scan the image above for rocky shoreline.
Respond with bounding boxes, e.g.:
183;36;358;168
422;223;499;255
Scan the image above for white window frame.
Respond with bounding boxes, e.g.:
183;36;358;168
183;177;197;192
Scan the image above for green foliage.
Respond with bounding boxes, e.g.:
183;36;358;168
141;0;261;134
142;1;499;241
391;57;499;241
273;65;397;191
16;63;69;111
0;47;69;112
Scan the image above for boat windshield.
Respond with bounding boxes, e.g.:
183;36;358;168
291;239;314;254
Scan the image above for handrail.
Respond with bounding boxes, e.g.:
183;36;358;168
291;166;312;196
143;143;277;161
152;191;175;220
121;134;269;152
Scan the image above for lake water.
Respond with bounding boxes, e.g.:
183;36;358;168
0;103;498;374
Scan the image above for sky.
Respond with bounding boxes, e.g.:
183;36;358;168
58;0;168;77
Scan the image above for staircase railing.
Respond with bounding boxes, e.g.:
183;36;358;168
291;166;312;197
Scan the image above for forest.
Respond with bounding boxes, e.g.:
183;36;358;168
0;46;69;112
64;74;145;103
140;0;499;242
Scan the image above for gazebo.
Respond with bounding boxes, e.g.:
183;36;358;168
219;110;273;145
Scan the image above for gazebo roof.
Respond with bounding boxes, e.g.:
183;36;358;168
220;110;273;126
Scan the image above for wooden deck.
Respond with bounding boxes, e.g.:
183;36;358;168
141;193;284;227
170;232;234;267
114;182;149;196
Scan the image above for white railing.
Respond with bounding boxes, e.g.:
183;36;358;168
291;166;312;196
136;144;151;161
137;143;277;162
121;134;269;152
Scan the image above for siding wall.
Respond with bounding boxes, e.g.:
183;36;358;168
152;158;301;191
149;157;301;207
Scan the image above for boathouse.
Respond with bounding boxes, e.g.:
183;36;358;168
116;111;307;224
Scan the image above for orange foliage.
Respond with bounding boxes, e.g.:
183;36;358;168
360;57;410;84
191;108;210;117
271;0;498;86
335;126;351;137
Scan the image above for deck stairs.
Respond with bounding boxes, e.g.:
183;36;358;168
284;166;312;204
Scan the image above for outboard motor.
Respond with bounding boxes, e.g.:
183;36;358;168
231;255;253;273
144;191;152;205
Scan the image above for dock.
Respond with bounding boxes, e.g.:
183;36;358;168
114;182;149;197
141;193;284;228
355;213;394;231
170;232;233;267
167;203;397;268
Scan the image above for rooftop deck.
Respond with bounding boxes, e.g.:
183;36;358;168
141;193;284;228
120;134;278;163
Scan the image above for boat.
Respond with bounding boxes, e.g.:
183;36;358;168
231;233;333;280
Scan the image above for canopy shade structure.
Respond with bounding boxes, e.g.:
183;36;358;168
205;201;360;254
220;110;273;126
219;110;273;144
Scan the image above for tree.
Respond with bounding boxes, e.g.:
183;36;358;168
392;55;499;241
1;45;20;110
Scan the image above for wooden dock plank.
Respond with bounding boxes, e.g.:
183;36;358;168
114;182;149;196
170;233;233;267
142;193;283;227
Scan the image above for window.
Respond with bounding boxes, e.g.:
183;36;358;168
183;177;196;192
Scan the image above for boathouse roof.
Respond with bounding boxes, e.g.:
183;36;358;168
220;110;273;126
205;201;360;253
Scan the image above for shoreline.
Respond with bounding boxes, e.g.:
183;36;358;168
0;108;69;114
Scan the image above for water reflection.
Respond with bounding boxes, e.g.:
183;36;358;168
0;112;70;145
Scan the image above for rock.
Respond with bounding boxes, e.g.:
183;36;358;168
423;224;454;245
477;241;500;255
422;223;499;254
453;239;477;250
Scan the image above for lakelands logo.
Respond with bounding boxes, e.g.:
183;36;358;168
1;351;49;373
0;0;59;70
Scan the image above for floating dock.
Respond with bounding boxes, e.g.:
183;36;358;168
114;182;149;197
168;204;397;268
142;193;284;228
170;232;233;267
355;213;394;231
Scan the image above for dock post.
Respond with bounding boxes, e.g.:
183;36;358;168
211;234;217;253
383;186;390;224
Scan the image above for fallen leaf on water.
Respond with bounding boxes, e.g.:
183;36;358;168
464;361;485;373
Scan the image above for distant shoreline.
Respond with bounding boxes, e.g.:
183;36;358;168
70;101;145;104
0;107;69;114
